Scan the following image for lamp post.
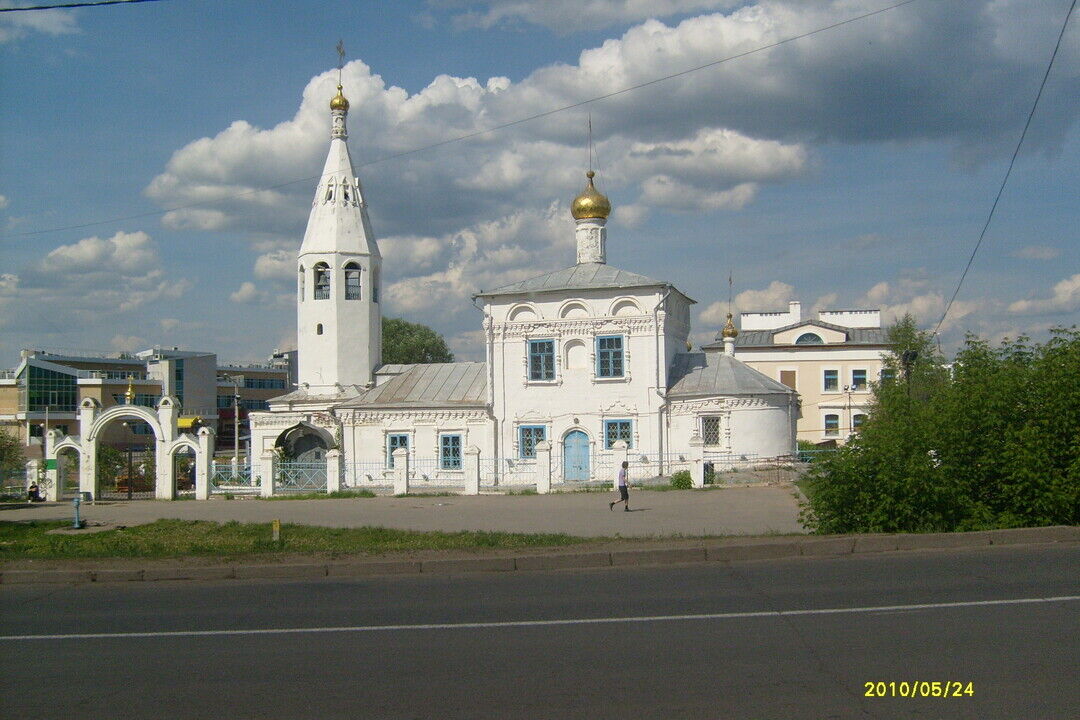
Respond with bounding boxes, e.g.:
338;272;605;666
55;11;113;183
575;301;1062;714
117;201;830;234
219;374;242;477
843;384;852;439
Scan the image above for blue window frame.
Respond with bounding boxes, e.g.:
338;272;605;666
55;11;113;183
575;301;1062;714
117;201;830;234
528;339;555;381
851;369;867;390
824;414;839;436
518;425;546;459
596;336;624;378
823;369;839;392
387;434;408;467
440;434;462;470
604;419;633;449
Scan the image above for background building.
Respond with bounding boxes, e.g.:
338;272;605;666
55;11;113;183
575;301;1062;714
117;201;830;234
0;347;292;462
703;301;889;444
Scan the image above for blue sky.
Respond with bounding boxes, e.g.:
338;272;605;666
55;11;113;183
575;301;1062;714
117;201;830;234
1;0;1077;368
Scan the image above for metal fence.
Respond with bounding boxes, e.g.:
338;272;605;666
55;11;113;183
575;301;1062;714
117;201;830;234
1;467;27;498
273;460;327;494
210;463;259;495
344;461;392;490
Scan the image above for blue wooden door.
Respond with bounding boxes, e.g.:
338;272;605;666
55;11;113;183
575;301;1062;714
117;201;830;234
563;431;589;482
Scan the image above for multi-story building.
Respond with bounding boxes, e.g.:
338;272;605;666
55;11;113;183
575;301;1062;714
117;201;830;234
703;301;890;444
0;348;292;461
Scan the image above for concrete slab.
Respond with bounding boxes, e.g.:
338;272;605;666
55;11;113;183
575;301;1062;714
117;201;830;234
514;552;612;571
896;531;992;550
990;526;1080;545
92;569;145;582
2;569;94;584
799;537;856;556
421;557;515;573
233;564;328;580
327;560;421;576
852;535;900;553
610;547;707;566
706;542;800;563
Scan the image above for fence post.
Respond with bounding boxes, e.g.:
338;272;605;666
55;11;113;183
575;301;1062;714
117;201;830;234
43;430;60;501
259;450;276;498
612;440;628;489
689;433;704;488
392;448;409;495
195;428;213;500
325;449;342;494
535;441;551;494
463;445;480;495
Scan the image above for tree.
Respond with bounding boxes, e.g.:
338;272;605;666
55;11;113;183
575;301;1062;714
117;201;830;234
382;317;454;365
0;430;24;474
801;320;1079;534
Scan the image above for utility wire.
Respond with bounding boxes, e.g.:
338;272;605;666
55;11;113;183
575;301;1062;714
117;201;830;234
1;0;920;241
933;0;1076;337
0;0;164;11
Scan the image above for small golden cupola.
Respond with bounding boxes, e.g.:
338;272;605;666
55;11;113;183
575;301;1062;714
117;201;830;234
330;84;349;112
722;313;738;339
571;170;611;220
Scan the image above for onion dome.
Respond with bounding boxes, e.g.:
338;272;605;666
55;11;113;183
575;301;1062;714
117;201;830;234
330;85;349;112
571;170;611;220
722;313;739;339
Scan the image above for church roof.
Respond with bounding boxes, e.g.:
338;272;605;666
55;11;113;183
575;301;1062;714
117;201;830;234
475;262;693;302
705;319;887;349
667;352;796;397
339;362;488;409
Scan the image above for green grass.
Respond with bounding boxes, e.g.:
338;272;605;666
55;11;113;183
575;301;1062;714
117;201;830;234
261;490;377;501
794;477;816;501
0;519;591;560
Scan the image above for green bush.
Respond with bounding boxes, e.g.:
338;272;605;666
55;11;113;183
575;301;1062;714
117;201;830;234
669;470;692;489
802;318;1080;533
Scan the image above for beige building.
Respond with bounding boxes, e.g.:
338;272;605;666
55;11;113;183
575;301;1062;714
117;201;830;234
703;301;890;445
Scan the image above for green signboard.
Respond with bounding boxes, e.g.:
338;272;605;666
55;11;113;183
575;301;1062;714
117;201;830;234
43;459;57;470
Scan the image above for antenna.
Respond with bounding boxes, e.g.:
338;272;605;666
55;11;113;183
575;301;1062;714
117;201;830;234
336;39;345;85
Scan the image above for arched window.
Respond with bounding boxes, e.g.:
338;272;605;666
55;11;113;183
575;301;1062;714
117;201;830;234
344;262;361;300
852;414;867;430
796;333;824;345
824;414;839;436
313;263;330;300
316;323;323;335
324;178;335;204
298;265;305;302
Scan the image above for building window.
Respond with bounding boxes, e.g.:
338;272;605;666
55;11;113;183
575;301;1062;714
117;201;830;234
825;414;839;436
852;414;867;430
246;399;270;411
344;263;361;300
217;395;234;409
129;421;154;436
174;358;184;407
298;265;305;302
604;419;633;449
519;425;546;459
244;378;286;390
596;336;624;378
20;365;78;412
851;369;867;391
440;434;462;470
111;393;158;407
528;339;555;381
701;416;721;446
796;333;824;345
880;368;896;382
824;369;839;392
316;324;323;335
313;263;330;300
386;434;409;468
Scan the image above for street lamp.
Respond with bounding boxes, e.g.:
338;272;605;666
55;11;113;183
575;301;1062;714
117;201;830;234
219;374;242;477
842;384;852;439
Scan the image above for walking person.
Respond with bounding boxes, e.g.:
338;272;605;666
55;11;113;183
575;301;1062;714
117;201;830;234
609;460;630;512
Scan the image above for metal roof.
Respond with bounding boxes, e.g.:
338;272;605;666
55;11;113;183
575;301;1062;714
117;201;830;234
340;362;488;409
667;352;796;397
704;319;887;348
475;262;693;301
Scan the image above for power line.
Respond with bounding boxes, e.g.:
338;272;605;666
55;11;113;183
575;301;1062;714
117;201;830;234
933;0;1076;337
1;0;921;241
0;0;164;11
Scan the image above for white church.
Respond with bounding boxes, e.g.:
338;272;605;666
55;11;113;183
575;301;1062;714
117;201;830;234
248;82;798;493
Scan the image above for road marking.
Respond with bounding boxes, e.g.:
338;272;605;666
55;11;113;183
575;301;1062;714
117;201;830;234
2;595;1077;642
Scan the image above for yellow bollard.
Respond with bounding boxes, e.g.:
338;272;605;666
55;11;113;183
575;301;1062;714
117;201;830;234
272;518;281;545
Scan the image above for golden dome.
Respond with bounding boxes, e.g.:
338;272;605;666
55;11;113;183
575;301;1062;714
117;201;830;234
571;170;611;220
722;313;739;339
330;85;349;112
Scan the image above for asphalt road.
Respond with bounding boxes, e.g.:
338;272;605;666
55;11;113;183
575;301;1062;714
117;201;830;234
1;544;1077;719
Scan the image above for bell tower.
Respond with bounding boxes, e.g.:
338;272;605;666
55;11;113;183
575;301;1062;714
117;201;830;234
296;72;382;392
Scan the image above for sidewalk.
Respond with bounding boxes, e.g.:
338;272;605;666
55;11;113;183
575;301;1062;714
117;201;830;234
0;484;805;538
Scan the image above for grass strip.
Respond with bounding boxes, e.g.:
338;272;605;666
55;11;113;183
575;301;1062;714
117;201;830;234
0;519;591;560
261;490;377;501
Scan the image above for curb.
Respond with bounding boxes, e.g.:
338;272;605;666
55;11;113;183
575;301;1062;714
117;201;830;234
2;526;1076;585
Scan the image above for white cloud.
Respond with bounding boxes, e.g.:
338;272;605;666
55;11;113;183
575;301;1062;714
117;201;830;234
160;318;182;332
857;279;979;333
0;2;78;44
0;194;8;209
1007;274;1080;315
230;282;260;304
1011;245;1061;260
698;280;794;326
253;249;294;282
110;334;146;352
